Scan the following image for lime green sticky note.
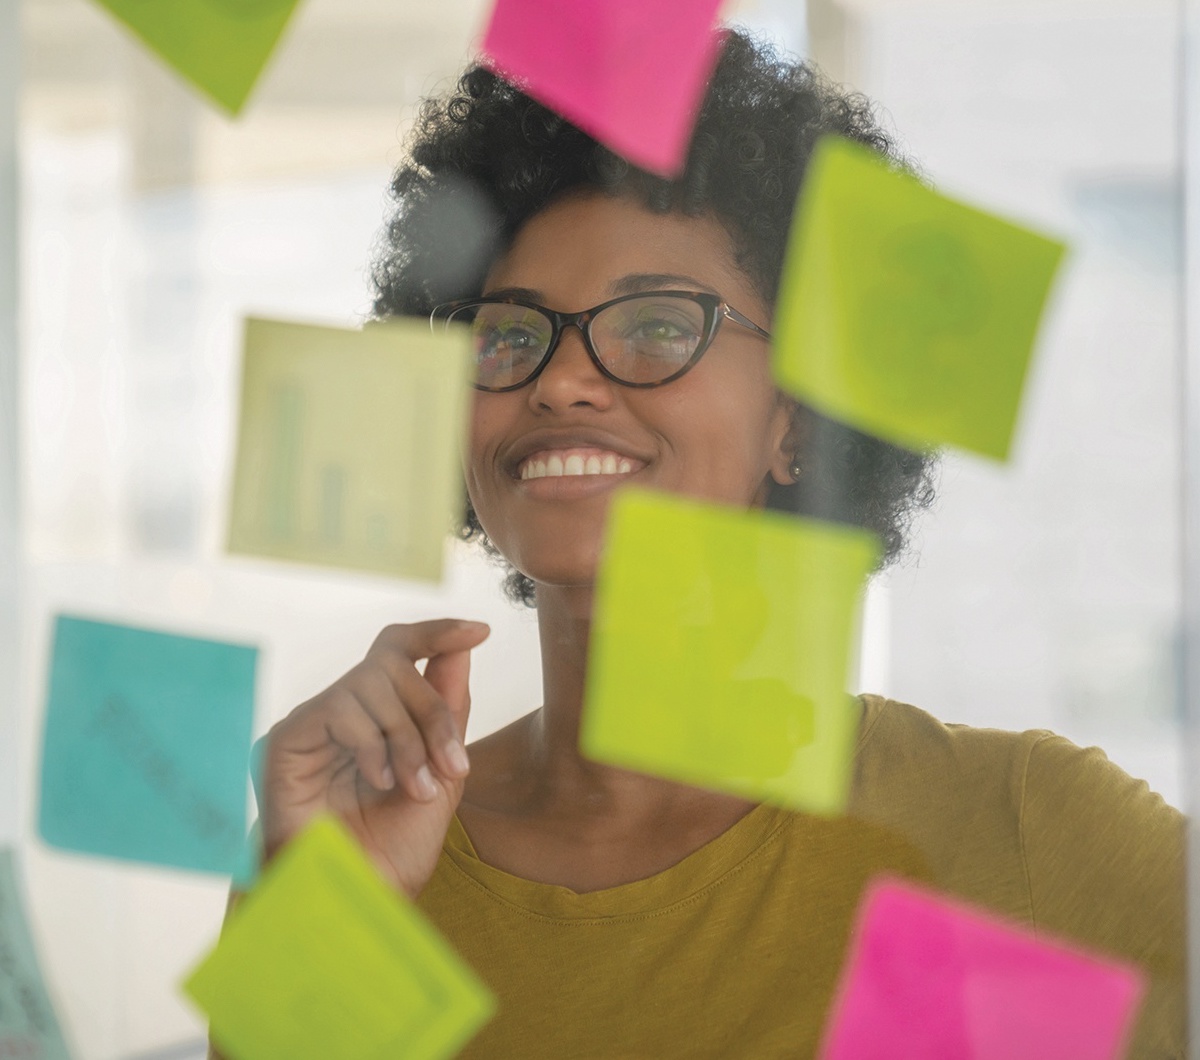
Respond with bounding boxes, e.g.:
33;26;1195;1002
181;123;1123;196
185;816;495;1060
773;136;1067;462
90;0;302;115
581;489;879;814
227;317;471;582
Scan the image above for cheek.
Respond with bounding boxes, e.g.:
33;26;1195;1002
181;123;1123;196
462;395;513;521
664;369;782;467
465;395;505;475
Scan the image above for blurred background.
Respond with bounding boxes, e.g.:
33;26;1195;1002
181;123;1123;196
1;0;1187;1054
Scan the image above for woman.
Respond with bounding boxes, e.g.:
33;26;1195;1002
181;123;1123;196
255;31;1184;1057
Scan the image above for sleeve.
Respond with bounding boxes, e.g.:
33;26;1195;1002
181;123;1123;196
1020;734;1186;1059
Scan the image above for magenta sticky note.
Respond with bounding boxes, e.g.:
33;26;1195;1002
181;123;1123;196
480;0;725;176
820;878;1145;1060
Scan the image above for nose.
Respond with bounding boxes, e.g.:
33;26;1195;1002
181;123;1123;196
525;323;614;412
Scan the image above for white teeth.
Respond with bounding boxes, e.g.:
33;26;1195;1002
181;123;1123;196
519;450;640;479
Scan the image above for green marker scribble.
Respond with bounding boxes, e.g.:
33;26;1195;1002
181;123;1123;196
267;383;302;540
319;465;345;546
862;223;990;409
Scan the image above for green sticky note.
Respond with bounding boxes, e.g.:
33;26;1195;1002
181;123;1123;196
185;816;495;1060
90;0;302;115
38;615;258;875
227;317;471;583
773;136;1067;462
581;490;879;814
0;849;72;1060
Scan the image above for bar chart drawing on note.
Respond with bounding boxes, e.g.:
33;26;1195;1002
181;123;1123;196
228;317;471;583
267;382;302;540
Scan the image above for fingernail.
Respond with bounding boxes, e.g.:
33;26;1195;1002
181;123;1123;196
462;620;490;633
381;765;395;790
445;741;470;777
414;765;438;801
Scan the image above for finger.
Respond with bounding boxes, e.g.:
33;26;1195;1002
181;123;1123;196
275;689;394;793
386;661;471;781
424;648;472;744
350;665;441;801
370;619;490;666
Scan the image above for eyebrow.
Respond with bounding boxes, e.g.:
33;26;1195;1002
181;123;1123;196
611;273;720;297
481;272;721;304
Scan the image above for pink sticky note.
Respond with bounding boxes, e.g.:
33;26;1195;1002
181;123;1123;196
480;0;725;176
820;878;1145;1060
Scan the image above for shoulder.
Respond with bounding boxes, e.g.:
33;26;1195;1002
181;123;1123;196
853;694;1054;806
850;696;1048;917
855;693;1180;827
849;696;1183;919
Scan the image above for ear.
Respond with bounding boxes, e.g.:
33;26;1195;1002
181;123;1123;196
768;394;808;486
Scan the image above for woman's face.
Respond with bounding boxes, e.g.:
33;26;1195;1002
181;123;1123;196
465;191;796;595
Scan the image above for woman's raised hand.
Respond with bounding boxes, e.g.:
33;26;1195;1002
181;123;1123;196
261;619;490;899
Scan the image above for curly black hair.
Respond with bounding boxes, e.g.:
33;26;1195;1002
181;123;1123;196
372;29;938;607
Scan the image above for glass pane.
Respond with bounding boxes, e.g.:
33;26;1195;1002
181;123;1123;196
8;0;1193;1055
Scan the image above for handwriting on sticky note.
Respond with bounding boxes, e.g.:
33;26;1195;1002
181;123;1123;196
581;489;879;814
772;136;1067;461
480;0;725;175
227;317;471;583
88;0;302;114
0;851;72;1060
185;816;494;1060
819;877;1145;1060
38;615;257;875
91;696;241;851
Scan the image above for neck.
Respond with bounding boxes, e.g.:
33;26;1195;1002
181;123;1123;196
527;583;752;825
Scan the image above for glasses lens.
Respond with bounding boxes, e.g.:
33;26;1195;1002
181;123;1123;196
591;295;708;384
452;302;554;389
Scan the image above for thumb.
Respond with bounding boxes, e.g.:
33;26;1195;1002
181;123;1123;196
425;648;474;743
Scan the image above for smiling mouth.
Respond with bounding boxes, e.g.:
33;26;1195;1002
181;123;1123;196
518;447;642;481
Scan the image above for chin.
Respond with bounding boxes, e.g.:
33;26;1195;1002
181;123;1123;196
514;558;600;595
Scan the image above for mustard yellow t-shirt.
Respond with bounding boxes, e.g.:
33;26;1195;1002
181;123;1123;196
416;696;1186;1058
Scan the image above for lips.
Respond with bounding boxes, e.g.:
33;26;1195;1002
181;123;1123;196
519;447;638;480
504;429;652;481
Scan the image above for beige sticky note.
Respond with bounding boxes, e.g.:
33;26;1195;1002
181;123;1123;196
228;317;471;582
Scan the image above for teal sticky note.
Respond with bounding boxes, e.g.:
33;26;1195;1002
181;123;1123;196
38;615;258;875
90;0;303;115
229;738;269;891
230;820;263;893
0;849;72;1060
581;489;879;814
773;136;1067;462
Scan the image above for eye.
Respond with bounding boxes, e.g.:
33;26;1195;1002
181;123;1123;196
631;318;690;341
618;308;702;359
472;314;547;367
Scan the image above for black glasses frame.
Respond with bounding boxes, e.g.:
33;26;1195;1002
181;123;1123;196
430;290;772;393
